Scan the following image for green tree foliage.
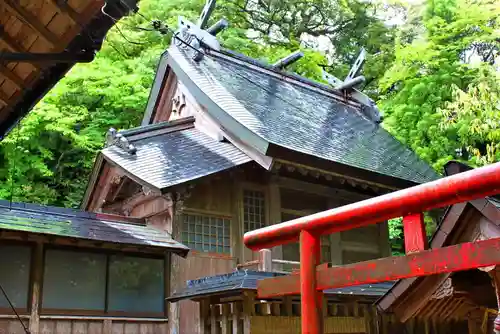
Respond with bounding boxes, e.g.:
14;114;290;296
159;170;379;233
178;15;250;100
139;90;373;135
440;65;500;166
0;0;498;254
380;0;500;171
0;0;396;208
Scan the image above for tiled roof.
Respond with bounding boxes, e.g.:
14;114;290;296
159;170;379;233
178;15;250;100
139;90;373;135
167;270;394;302
0;200;189;255
168;46;439;184
102;118;251;191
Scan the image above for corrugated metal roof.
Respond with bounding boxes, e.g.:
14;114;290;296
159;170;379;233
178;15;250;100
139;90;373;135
0;200;188;255
102;121;251;191
167;270;394;302
169;47;439;184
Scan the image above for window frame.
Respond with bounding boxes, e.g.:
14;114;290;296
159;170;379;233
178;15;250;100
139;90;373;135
181;210;232;255
40;245;167;318
0;240;34;315
241;183;269;234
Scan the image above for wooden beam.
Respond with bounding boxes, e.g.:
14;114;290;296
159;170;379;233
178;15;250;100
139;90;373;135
257;237;500;298
3;0;59;45
0;88;12;105
0;63;25;88
29;242;43;334
50;0;84;26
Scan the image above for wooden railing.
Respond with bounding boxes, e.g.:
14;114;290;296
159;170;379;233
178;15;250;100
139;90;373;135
236;249;300;273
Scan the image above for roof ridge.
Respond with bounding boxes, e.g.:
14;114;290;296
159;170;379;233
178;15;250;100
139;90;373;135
105;117;196;154
117;116;195;137
0;200;144;225
211;48;355;106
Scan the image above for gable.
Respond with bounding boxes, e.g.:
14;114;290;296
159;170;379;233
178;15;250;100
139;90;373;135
147;46;439;187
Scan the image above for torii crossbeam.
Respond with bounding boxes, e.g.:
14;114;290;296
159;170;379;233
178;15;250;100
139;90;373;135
243;162;500;334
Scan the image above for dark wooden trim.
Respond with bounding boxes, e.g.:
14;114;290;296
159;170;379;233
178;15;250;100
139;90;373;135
0;63;25;88
267;144;420;190
40;309;106;316
164;253;171;318
50;0;84;25
104;253;110;314
104;311;166;318
43;243;166;260
0;307;29;315
28;242;44;333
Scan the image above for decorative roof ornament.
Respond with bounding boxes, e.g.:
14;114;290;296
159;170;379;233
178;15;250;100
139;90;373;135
272;50;304;70
322;48;382;123
322;48;367;91
105;128;137;155
174;0;226;62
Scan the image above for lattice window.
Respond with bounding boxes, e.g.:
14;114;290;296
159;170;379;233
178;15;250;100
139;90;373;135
181;213;231;254
243;189;266;232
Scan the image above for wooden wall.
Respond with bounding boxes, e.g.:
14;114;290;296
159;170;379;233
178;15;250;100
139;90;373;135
175;251;237;334
0;316;168;334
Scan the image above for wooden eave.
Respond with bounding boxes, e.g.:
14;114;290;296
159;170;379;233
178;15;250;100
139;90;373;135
0;0;138;139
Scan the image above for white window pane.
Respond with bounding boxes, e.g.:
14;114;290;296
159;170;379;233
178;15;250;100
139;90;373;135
182;214;231;254
42;250;106;311
107;256;164;314
243;190;266;232
0;244;30;309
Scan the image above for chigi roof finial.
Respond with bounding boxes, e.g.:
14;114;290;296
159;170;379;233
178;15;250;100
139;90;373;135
322;48;367;91
174;0;228;62
322;48;382;123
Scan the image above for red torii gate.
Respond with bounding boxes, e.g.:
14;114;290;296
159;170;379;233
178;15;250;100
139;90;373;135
243;162;500;334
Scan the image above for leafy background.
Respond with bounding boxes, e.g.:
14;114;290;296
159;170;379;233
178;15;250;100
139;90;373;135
0;0;498;253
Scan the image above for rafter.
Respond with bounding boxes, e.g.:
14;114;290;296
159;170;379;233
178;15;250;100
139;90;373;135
51;0;84;26
0;24;41;71
3;0;59;46
0;25;22;53
0;89;12;106
0;63;24;88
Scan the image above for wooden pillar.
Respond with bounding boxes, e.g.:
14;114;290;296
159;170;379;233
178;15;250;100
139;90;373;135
29;242;43;334
378;221;392;257
258;249;272;271
221;304;230;334
489;267;500;333
468;318;482;334
211;305;219;334
103;319;112;334
231;179;243;263
232;302;242;333
327;199;342;265
242;291;255;334
168;193;184;334
199;299;210;334
268;181;282;265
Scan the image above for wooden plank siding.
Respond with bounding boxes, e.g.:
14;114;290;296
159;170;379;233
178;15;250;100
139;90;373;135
0;317;167;334
176;251;237;334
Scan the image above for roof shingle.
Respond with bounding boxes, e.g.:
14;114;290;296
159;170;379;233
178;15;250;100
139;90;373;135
0;200;189;255
169;47;439;184
167;270;394;302
102;120;251;191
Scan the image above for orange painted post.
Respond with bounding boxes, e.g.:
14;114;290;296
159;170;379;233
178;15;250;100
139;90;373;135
403;213;428;253
300;230;323;334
